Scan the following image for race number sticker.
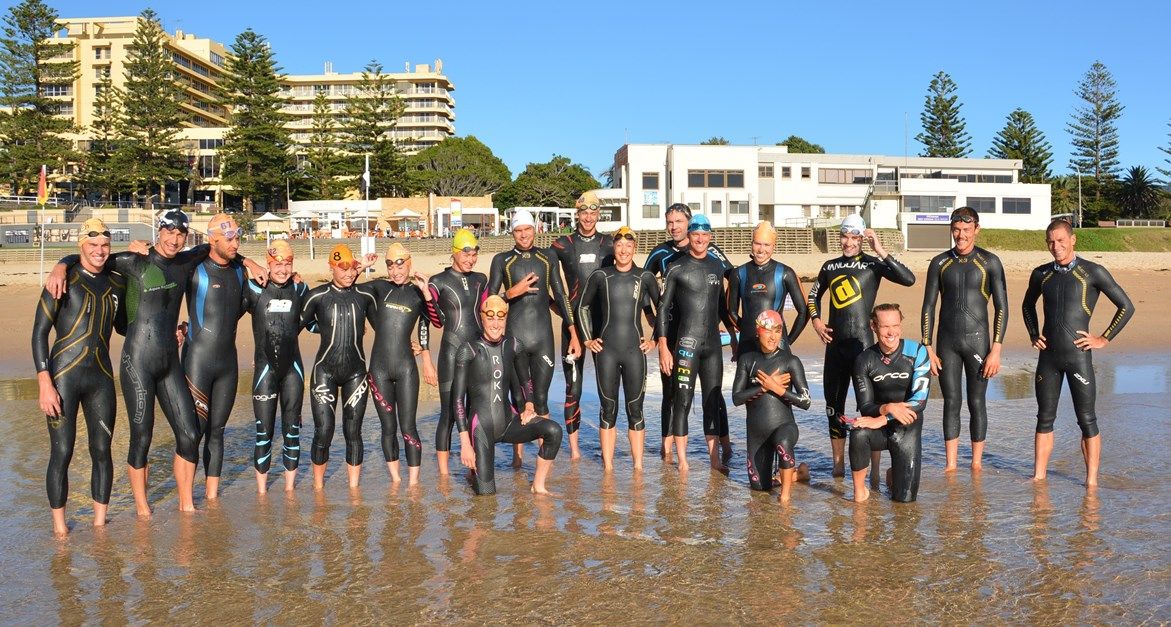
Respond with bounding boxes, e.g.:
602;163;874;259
268;299;293;313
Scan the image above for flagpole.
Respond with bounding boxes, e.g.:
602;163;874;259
363;154;371;277
37;164;47;287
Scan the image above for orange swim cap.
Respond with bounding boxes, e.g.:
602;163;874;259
328;244;357;267
267;239;294;263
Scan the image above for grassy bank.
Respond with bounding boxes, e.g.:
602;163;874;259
979;228;1171;252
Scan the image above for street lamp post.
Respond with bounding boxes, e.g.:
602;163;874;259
1075;167;1083;228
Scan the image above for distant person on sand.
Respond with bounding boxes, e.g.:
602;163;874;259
1022;219;1134;488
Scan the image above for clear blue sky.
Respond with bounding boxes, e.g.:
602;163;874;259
41;0;1171;180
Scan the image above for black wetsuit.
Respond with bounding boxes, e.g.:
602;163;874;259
486;246;575;416
428;267;488;452
921;246;1008;443
732;348;811;491
1022;257;1133;438
578;266;659;430
655;252;732;438
550;230;614;434
645;240;733;441
807;253;915;438
64;246;211;469
848;340;931;503
451;335;563;495
182;257;246;478
366;279;441;467
726;259;809;355
242;278;310;474
33;265;125;509
300;283;379;466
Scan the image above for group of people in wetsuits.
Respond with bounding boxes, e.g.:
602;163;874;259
34;198;1133;534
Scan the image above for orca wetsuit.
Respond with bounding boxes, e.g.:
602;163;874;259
578;266;659;430
182;256;246;478
33;264;125;509
807;253;915;439
486;246;575;416
428;267;487;452
550;230;614;434
242;278;311;474
921;246;1007;443
848;339;931;503
366;279;441;467
726;259;808;356
300;283;378;466
732;348;811;491
656;252;732;438
1022;257;1133;438
451;335;562;495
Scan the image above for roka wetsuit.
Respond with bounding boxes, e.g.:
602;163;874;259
732;348;811;491
726;258;808;356
428;267;488;452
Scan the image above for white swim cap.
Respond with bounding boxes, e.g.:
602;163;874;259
840;214;866;236
511;209;536;231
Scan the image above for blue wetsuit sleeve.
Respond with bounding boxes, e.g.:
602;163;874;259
1021;268;1044;343
906;343;931;414
920;256;942;346
1092;264;1134;341
781;354;812;410
783;269;808;347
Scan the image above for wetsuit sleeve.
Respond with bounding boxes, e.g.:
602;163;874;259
641;271;660;339
642;247;665;275
102;250;140;274
1021;268;1044;343
725;267;743;335
920;257;941;346
32;285;63;373
988;254;1009;344
172;243;212;271
486;253;506;297
1092;265;1135;341
297;282;318;333
547;254;575;325
510;338;533;407
783;269;809;346
718;272;734;335
731;355;763;406
781;354;812;410
709;242;734;274
451;343;473;433
577;270;601;342
852;353;880;418
425;282;444;328
807;266;827;320
878;253;916;286
299;290;320;332
905;343;931;415
655;267;677;339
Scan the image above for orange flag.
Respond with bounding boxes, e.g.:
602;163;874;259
36;164;47;205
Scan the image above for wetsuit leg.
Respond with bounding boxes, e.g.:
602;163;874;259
309;369;338;465
848;426;890;472
278;368;304;471
745;415;775;491
435;346;457;452
470;412;498;495
1034;350;1064;434
774;422;798;471
963;334;991;443
500;416;564;460
668;336;701;437
660;371;673;439
937;342;965;442
368;372;400;463
397;366;422;467
79;377;115;506
339;374;369;466
621;351;647;431
595;351;621;430
195;363;238;478
698;343;728;438
1066;352;1099;438
46;378;81;509
155;360;201;465
527;334;556;416
122;354;158;470
823;343;851;439
252;366;280;473
887;420;923;503
562;324;584;433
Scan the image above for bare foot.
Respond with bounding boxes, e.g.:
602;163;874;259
885;468;893;489
178;503;196;513
721;445;733;466
710;462;729;474
678;458;690;473
778;493;791;504
137;505;153;518
796;463;811;483
831;465;845;478
943;464;958;472
1031;473;1047;481
531;484;557;496
511;455;523;469
971;461;983;472
772;474;782;487
853;486;870;503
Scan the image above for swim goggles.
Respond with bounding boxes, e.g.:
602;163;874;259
949;211;977;224
666;203;692;218
577;203;600;212
612;227;636;242
755;315;785;331
386;258;411;266
480;309;508;319
85;230;112;239
158;211;190;232
266;249;293;263
455;246;480;253
215;226;242;239
332;260;363;270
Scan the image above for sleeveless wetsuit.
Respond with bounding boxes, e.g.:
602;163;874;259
451;335;563;495
807;253;915;439
300;283;379;466
732;348;811;491
33;264;125;509
182;257;247;478
578;266;659;430
486;246;574;416
726;258;808;356
550;230;614;433
655;252;732;438
243;278;310;474
366;279;441;467
428;267;488;452
848;339;931;503
921;246;1007;443
1022;257;1133;438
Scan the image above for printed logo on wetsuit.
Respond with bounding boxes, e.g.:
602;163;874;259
384;302;412;313
872;371;909;382
1073;373;1090;386
267;299;292;313
579;254;596;263
142;265;177;293
829;275;862;309
751;283;767;294
460;277;468;290
706;274;719;286
542;355;555;367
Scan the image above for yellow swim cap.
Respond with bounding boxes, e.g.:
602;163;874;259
385;242;411;262
79;217;110;247
612;226;636;242
328;244;357;268
266;239;293;263
576;190;601;211
452;228;479;253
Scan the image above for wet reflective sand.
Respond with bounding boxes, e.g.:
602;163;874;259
1;349;1168;623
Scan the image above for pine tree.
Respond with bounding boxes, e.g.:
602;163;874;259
0;0;78;195
79;77;125;201
300;91;348;200
989;108;1053;183
1157;119;1171;183
344;60;410;197
1067;60;1123;188
119;8;185;206
915;71;971;158
217;28;294;213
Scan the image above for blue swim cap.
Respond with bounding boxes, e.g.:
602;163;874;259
688;214;712;233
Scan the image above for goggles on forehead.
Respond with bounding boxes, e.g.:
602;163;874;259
756;318;784;331
84;230;111;239
455;246;479;253
215;227;242;239
578;203;600;212
386;258;411;266
159;223;188;233
613;232;636;242
267;249;293;263
481;308;508;319
950;213;977;224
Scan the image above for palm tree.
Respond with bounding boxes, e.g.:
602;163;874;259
1114;166;1165;219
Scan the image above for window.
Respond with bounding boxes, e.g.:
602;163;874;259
642;172;659;189
966;197;995;214
600;205;623;222
53;103;73;116
642;204;659;219
759;165;774;178
781;166;791;179
41;84;71;97
729;200;749;215
1002;198;1031;214
686;169;745;188
94;66;110;79
199;139;224;150
94;46;111;60
800;167;810;180
818;168;873;185
711;200;722;214
198;155;217;178
210;52;224;67
903;196;955;213
802;204;813;217
687;203;701;214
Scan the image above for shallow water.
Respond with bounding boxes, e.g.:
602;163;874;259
1;349;1168;623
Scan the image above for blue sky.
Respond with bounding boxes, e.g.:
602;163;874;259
41;0;1171;180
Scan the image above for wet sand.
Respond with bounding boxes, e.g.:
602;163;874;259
1;249;1169;622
